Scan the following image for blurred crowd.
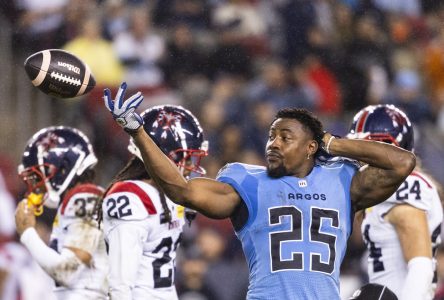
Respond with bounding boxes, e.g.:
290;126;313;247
2;0;444;299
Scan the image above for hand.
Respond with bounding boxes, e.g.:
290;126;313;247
103;82;144;133
321;132;336;155
15;199;36;236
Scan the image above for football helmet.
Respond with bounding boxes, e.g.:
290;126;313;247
128;105;208;176
18;126;98;208
347;104;414;151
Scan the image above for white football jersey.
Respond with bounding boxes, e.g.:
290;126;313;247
0;242;56;300
102;180;186;300
50;183;108;299
362;171;443;299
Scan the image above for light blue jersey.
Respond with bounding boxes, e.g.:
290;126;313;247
216;159;358;299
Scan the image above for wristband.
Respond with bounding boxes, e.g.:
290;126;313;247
324;136;336;154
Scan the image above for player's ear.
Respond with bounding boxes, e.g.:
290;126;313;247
307;139;318;157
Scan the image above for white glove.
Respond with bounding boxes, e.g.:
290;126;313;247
103;82;144;133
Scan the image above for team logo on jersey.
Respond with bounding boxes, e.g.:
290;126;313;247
288;193;327;201
298;180;307;187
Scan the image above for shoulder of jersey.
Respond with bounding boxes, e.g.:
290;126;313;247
217;162;265;178
409;171;435;189
104;180;158;219
60;183;104;217
384;171;437;209
316;156;361;169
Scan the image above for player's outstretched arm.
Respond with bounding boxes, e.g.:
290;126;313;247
131;127;241;219
323;133;416;211
103;83;241;219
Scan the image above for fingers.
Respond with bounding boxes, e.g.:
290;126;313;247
103;82;143;120
16;199;31;218
122;91;143;111
22;199;34;215
103;88;114;111
115;82;127;109
15;199;36;235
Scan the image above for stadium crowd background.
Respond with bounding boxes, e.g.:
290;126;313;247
1;0;444;299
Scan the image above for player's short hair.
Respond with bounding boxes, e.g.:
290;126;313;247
273;108;324;145
349;283;398;300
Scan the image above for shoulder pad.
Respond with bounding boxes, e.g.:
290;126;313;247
216;162;265;180
103;181;158;220
60;184;104;218
385;173;437;211
316;156;361;169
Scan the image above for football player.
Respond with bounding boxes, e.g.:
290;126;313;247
14;126;108;300
101;103;208;300
348;104;443;300
101;83;415;299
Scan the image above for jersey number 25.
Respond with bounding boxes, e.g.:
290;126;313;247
269;206;339;274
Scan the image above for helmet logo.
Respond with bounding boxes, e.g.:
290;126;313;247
348;104;414;151
387;108;410;130
154;111;194;144
37;133;64;151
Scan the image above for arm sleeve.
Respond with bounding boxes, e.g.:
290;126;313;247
106;220;148;300
400;256;434;300
20;227;84;286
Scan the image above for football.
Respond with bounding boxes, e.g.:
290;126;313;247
24;49;96;99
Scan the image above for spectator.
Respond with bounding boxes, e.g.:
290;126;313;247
14;0;68;54
63;14;124;87
246;60;315;111
162;23;206;89
205;19;253;80
382;69;433;124
113;5;166;92
341;13;391;112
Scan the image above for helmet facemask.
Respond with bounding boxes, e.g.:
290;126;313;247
18;163;56;195
19;126;98;209
172;146;208;178
128;139;208;179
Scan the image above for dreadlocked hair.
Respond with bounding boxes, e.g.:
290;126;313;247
97;156;172;226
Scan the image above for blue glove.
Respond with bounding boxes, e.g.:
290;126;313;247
103;82;144;134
